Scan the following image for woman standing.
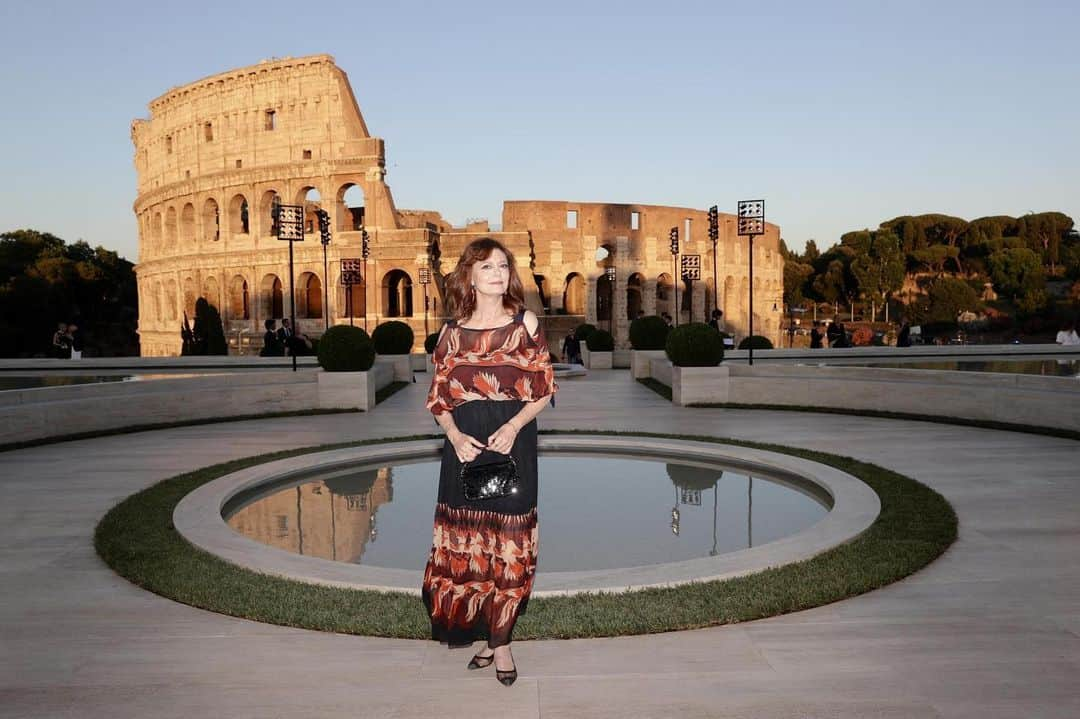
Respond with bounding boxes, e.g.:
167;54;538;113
424;238;557;686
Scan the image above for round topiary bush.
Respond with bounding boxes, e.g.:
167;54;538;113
317;325;376;372
586;328;614;352
574;323;597;342
372;321;415;354
629;315;669;350
737;335;774;350
665;323;724;367
424;332;440;355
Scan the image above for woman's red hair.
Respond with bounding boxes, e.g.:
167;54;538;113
443;238;527;321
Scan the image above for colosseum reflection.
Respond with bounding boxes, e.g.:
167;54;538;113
131;54;783;356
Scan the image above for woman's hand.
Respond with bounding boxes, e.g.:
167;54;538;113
448;429;486;463
486;422;520;455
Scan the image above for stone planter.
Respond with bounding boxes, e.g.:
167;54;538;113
375;354;413;382
409;352;428;372
672;365;730;406
650;358;674;388
630;349;667;379
581;347;613;369
317;363;394;411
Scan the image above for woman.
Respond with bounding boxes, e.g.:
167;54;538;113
424;238;556;687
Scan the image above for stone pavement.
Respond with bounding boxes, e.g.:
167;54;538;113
1;371;1078;718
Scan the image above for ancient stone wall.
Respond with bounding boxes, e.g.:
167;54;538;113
132;56;783;356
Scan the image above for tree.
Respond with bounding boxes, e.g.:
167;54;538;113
846;229;905;322
989;247;1046;316
803;239;820;263
1019;212;1074;275
783;259;814;308
926;277;980;323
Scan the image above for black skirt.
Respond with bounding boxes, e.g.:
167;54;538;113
422;400;539;648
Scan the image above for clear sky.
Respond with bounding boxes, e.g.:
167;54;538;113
1;0;1077;263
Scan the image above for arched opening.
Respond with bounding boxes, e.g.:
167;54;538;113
656;273;674;320
180;203;195;245
229;275;250;321
182;277;198;319
596;273;613;322
337;183;366;232
167;279;179;322
261;274;284;319
297;272;323;319
533;274;551;313
626;272;644;320
202;198;220;242
203;276;220;310
563;272;585;315
165;207;178;246
259;190;281;237
152;211;163;245
346;280;367;318
229;194;249;235
154;281;163;324
382;269;413;317
297;187;322;237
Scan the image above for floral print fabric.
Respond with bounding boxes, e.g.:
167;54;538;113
426;314;557;416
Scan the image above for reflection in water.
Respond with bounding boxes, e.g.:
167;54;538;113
226;468;393;562
228;456;827;572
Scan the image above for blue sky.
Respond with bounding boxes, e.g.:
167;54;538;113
1;0;1077;262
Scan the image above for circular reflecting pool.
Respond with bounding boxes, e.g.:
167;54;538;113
224;453;830;572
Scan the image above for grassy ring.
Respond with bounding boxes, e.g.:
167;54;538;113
94;430;957;639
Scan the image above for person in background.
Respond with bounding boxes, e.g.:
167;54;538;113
826;320;841;347
708;309;724;333
260;319;283;357
67;324;83;359
897;322;912;348
810;321;824;349
1055;320;1080;346
562;331;582;365
52;322;70;358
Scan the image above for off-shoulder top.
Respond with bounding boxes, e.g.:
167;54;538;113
426;310;558;416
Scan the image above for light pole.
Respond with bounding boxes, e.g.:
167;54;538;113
604;266;616;334
708;205;719;315
737;200;765;365
419;266;431;338
316;209;331;331
360;226;371;333
669;226;679;326
273;201;305;372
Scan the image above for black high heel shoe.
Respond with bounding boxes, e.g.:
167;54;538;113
496;662;518;686
467;653;494;670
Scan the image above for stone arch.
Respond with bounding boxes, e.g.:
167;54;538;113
656;273;674;320
297;186;322;237
202;198;220;242
297;271;323;319
382;269;413;317
596;273;614;322
154;280;163;325
165;206;178;247
229;275;250;321
626;272;645;320
260;274;284;319
258;189;281;237
563;272;585;315
336;182;366;231
152;211;163;245
229;193;250;235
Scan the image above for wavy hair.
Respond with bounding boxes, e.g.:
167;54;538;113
443;238;527;321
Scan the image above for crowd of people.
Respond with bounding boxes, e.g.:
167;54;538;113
259;318;313;357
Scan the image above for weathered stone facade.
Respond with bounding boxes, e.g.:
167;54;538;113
132;55;782;356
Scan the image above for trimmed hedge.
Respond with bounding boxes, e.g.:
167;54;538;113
424;332;440;355
372;321;415;354
738;335;774;350
629;315;669;350
574;323;597;341
317;325;375;372
665;322;724;367
586;328;615;352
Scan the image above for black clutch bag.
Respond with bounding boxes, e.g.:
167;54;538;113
461;456;520;501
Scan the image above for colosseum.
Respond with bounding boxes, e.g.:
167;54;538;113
131;54;783;357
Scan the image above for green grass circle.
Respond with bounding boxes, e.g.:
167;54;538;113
94;430;957;639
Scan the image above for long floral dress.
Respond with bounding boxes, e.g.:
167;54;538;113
422;311;556;648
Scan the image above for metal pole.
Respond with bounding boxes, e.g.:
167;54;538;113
323;242;329;332
673;255;679;327
347;284;353;327
364;262;370;333
289;237;297;372
748;234;755;366
423;282;429;337
712;237;719;316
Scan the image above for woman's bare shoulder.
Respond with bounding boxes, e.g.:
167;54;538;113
522;309;540;335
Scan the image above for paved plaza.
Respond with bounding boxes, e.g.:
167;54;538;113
1;371;1078;718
